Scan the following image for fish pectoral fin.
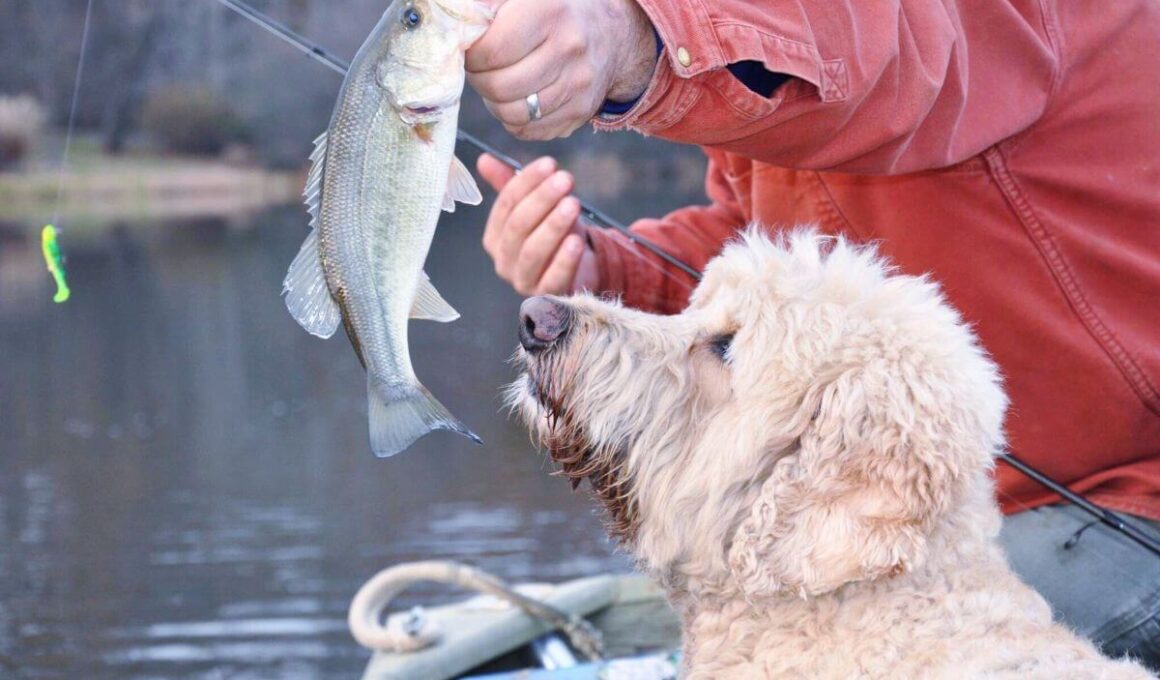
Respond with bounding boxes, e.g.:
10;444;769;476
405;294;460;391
367;377;481;458
441;154;483;214
283;229;341;339
410;271;460;323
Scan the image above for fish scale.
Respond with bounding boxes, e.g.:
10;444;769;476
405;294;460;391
281;0;491;458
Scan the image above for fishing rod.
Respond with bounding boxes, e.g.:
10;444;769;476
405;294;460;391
1000;454;1159;556
213;0;1160;559
211;0;701;280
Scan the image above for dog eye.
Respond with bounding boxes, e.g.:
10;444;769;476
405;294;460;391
710;333;734;360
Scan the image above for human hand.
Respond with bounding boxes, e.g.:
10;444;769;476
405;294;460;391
478;153;599;295
466;0;657;140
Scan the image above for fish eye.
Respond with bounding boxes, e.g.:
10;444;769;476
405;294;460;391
709;333;734;361
402;6;422;28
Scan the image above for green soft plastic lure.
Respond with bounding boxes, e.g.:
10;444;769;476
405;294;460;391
41;225;71;304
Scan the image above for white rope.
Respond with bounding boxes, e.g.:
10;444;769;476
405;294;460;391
348;560;605;660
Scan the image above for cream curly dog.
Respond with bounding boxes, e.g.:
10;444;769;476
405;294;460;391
509;230;1153;679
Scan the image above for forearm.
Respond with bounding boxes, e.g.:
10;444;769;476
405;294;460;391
605;0;660;104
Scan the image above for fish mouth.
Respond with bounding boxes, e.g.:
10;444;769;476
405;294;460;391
400;105;444;125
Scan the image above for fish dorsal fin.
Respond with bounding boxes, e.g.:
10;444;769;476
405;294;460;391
441;155;482;213
411;271;460;323
283;228;341;338
282;131;340;339
305;131;327;229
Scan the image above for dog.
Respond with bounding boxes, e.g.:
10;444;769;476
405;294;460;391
508;230;1153;679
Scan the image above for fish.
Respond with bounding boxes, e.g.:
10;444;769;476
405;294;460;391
281;0;492;457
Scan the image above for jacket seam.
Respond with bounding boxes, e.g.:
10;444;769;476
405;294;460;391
812;173;866;241
662;0;724;73
997;1;1062;158
712;21;816;54
693;0;726;68
983;147;1160;417
660;73;703;129
1037;0;1066;101
706;70;776;120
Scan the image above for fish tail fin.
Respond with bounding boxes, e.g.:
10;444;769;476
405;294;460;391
366;376;481;458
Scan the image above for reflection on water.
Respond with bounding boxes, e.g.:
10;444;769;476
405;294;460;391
0;205;636;679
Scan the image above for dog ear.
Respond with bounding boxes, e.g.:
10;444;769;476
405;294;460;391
728;361;973;598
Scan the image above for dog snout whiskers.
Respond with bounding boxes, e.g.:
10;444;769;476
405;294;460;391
519;297;572;353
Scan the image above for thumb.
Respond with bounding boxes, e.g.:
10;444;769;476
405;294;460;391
477;153;517;192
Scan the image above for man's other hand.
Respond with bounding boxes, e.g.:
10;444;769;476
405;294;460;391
479;154;599;295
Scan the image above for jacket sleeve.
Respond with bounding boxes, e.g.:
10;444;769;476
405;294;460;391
587;150;742;314
594;0;1059;173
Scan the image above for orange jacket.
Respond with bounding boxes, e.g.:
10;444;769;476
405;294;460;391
587;0;1160;519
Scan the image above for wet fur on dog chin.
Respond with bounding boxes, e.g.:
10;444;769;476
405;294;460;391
509;345;641;542
508;227;1154;679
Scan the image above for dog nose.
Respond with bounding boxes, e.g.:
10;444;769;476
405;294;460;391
520;297;571;352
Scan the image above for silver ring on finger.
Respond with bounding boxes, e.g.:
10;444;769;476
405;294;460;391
525;92;543;122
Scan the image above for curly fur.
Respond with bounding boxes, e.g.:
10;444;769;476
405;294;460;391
509;228;1155;679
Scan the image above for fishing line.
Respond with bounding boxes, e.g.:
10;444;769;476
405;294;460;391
210;0;700;289
40;0;95;304
210;0;1157;560
50;0;95;229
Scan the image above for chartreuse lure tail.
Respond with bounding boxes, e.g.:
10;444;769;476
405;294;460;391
41;225;71;304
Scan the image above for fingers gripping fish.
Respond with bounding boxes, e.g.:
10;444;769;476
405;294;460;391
282;0;492;457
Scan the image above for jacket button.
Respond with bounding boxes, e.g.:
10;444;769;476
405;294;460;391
676;47;692;67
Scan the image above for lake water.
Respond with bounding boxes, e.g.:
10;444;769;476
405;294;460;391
0;203;644;679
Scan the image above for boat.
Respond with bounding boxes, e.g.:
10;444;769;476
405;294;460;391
352;561;681;680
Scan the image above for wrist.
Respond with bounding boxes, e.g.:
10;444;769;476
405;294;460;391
606;0;658;103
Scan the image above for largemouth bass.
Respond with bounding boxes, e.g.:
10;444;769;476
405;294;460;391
282;0;491;457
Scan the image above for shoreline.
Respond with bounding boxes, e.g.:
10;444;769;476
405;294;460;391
0;154;302;227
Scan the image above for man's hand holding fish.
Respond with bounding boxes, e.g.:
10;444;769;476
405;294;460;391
465;0;659;140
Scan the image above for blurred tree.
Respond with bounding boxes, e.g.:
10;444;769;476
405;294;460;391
92;1;167;153
0;1;74;113
0;0;343;165
141;85;249;156
0;96;46;169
